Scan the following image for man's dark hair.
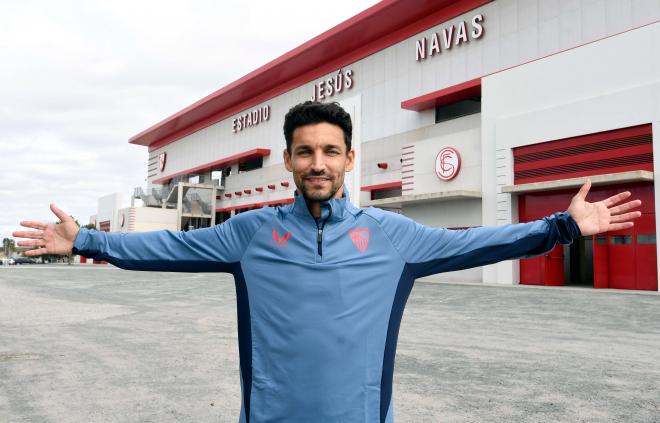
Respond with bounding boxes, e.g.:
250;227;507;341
283;101;352;154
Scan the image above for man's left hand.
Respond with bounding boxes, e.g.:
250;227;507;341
567;179;642;236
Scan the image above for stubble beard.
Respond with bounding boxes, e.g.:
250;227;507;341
296;173;344;203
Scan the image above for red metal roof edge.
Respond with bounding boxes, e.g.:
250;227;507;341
361;181;403;191
130;0;493;150
401;77;481;111
216;197;295;212
152;148;270;184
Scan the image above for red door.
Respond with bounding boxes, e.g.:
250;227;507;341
635;214;658;290
519;245;564;286
608;229;635;290
544;245;564;286
519;183;656;290
520;255;543;285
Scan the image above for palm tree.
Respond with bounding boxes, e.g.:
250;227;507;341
2;238;15;258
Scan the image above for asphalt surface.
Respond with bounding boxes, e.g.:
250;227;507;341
0;264;659;422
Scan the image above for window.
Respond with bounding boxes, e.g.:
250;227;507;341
435;96;481;123
638;234;656;244
609;235;632;245
372;187;402;200
239;157;263;173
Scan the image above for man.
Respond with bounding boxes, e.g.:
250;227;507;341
15;101;641;422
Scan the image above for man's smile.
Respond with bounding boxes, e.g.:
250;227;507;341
305;176;331;184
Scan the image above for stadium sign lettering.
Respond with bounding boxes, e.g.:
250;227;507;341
415;14;484;61
233;105;271;133
311;69;353;102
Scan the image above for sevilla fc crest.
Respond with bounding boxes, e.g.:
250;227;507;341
159;152;167;172
349;228;370;253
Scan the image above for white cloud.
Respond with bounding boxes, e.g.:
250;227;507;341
0;0;379;241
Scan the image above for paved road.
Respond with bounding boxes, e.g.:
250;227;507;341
0;265;659;422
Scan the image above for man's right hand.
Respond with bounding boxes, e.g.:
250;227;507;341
13;204;80;256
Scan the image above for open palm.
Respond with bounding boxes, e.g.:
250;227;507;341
13;204;80;256
567;179;642;236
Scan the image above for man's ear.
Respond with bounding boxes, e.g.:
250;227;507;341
283;148;293;172
345;148;355;172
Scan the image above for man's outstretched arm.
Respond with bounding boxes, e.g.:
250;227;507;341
378;179;642;279
13;203;260;272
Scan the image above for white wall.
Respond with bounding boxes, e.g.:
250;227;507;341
404;198;482;283
97;193;123;232
142;1;660;287
149;0;660;199
481;21;660;285
403;198;482;228
408;113;481;196
118;207;178;233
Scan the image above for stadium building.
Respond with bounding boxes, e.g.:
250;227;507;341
126;0;660;291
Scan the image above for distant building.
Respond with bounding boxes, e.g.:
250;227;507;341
89;193;177;234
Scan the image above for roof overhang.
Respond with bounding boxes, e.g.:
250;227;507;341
216;197;294;212
501;171;654;194
401;77;481;111
153;148;270;185
363;190;482;208
129;0;493;150
361;181;402;191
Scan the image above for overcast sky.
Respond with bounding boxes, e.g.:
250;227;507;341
0;0;380;241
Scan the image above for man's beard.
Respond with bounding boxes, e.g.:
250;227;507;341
297;173;343;202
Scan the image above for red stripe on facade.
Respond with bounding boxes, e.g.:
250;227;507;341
216;197;294;212
515;144;652;173
512;124;653;184
361;181;403;191
401;77;481;111
514;124;651;156
401;145;415;149
402;164;414;168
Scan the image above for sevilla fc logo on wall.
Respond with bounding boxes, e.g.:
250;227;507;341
349;228;370;253
159;152;167;172
435;147;461;181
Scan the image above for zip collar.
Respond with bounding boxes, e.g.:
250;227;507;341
290;185;357;222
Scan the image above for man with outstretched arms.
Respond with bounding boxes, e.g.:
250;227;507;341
15;102;642;423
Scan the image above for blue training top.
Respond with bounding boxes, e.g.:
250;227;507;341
72;188;581;423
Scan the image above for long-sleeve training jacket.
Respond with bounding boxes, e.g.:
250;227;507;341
72;189;581;423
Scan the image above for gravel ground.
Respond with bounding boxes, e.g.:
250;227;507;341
0;264;659;422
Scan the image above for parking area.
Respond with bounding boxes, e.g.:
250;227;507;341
1;265;659;422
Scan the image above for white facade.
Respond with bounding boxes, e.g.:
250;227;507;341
96;193;123;232
117;207;178;233
482;20;660;285
136;0;660;289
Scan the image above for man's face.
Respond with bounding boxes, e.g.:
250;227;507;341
283;122;355;203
